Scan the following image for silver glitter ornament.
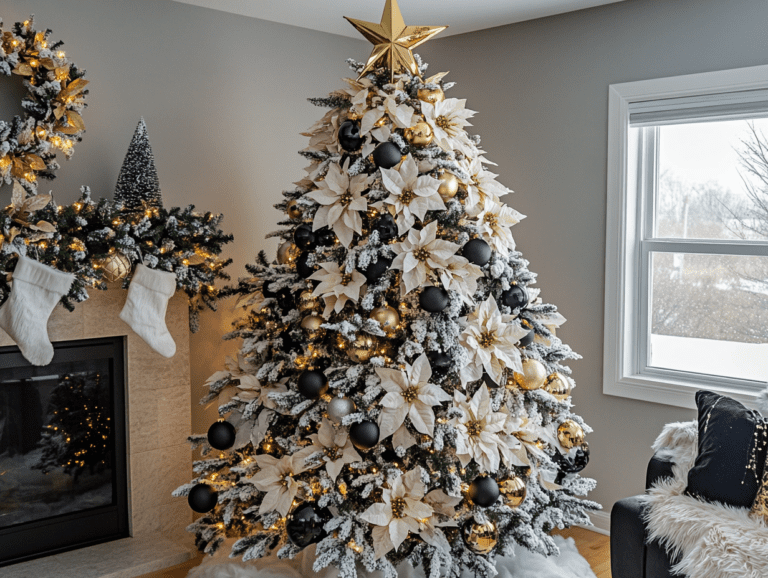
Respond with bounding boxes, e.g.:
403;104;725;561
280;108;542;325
328;397;356;423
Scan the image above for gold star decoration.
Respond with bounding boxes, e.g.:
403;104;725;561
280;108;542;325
345;0;447;82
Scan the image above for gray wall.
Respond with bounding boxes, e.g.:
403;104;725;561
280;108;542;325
417;0;768;512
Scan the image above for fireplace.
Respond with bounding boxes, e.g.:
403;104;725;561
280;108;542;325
0;337;129;566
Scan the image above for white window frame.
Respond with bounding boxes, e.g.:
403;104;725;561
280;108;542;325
604;65;768;410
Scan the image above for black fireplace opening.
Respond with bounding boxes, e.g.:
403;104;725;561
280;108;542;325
0;337;129;567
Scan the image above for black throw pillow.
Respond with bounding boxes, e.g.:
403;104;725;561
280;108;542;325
685;390;767;508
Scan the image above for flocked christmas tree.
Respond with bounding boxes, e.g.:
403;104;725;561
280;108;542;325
176;2;599;576
114;117;163;212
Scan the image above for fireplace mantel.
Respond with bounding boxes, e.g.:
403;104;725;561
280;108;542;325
3;285;195;577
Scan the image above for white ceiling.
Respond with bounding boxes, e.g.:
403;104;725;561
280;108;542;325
170;0;626;38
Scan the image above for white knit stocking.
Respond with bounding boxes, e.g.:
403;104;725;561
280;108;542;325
0;255;75;366
119;264;177;358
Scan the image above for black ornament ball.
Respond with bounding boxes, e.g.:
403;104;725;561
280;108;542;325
373;213;397;243
207;420;236;450
297;370;328;399
518;321;535;348
349;420;380;451
427;351;452;372
372;142;402;169
276;287;294;310
338;120;363;152
462;238;492;266
188;483;218;513
501;284;528;310
296;252;317;279
315;226;337;247
286;503;330;548
261;282;276;298
469;476;500;508
293;224;316;250
573;443;590;472
361;256;393;284
419;286;450;313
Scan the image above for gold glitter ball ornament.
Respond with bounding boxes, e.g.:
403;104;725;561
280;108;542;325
557;419;585;449
437;171;459;201
499;475;527;508
370;305;400;336
298;290;320;313
286;199;303;220
511;359;547;390
417;86;445;104
544;372;571;401
462;519;498;555
97;252;131;282
404;121;433;147
277;241;300;264
300;315;325;341
347;334;378;363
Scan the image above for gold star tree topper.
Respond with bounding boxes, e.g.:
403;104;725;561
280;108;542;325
345;0;447;82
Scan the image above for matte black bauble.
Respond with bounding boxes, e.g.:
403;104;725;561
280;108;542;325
501;284;528;310
361;256;393;284
419;286;450;313
286;503;331;548
349;420;380;451
518;320;535;348
188;483;218;513
338;120;364;152
293;224;317;250
373;213;397;243
315;226;337;247
207;420;236;450
296;252;317;279
461;238;492;266
469;476;500;508
276;287;294;310
297;370;328;399
427;351;452;372
261;282;276;298
372;142;402;169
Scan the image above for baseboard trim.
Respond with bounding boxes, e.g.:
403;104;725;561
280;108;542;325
578;510;610;536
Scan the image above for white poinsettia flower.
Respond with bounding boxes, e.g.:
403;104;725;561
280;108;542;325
439;258;483;304
360;467;434;559
422;98;476;154
234;375;288;409
378;155;446;235
306;163;370;248
459;157;510;210
459;296;529;386
309;262;366;318
249;450;315;516
450;385;509;473
305;418;361;481
391;220;462;295
354;83;417;136
469;197;524;254
375;353;452;440
301;108;345;156
419;489;461;550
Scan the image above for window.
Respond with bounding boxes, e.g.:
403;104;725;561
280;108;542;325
604;65;768;409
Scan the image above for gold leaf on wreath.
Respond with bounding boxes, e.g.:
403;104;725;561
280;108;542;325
30;220;56;233
54;103;66;120
60;78;89;98
13;63;34;76
23;193;53;212
66;111;85;131
40;58;56;70
22;154;47;171
6;227;20;244
185;254;207;266
11;182;25;210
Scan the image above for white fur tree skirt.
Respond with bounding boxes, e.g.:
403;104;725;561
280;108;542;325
186;535;596;578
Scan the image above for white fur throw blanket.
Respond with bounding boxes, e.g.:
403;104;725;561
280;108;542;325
643;421;768;578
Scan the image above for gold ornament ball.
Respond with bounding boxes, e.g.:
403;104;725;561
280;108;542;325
301;315;326;341
97;252;131;282
557;419;585;449
417;86;445;104
277;241;300;264
347;334;378;363
298;290;320;313
499;475;527;508
512;359;548;390
437;171;459;201
462;520;498;555
544;372;571;401
370;305;400;336
404;121;433;147
286;199;303;220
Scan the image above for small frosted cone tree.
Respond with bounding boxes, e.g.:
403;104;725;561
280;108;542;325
176;8;598;576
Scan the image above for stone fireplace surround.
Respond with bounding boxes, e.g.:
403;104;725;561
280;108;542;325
4;286;195;578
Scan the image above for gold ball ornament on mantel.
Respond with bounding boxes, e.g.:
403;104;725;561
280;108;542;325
544;372;571;401
286;199;303;220
300;315;326;341
404;121;433;147
417;86;445;104
277;241;300;265
557;419;585;449
510;358;548;390
347;334;378;363
96;252;131;283
462;519;498;555
499;475;527;508
437;171;459;201
370;305;400;336
298;290;320;313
